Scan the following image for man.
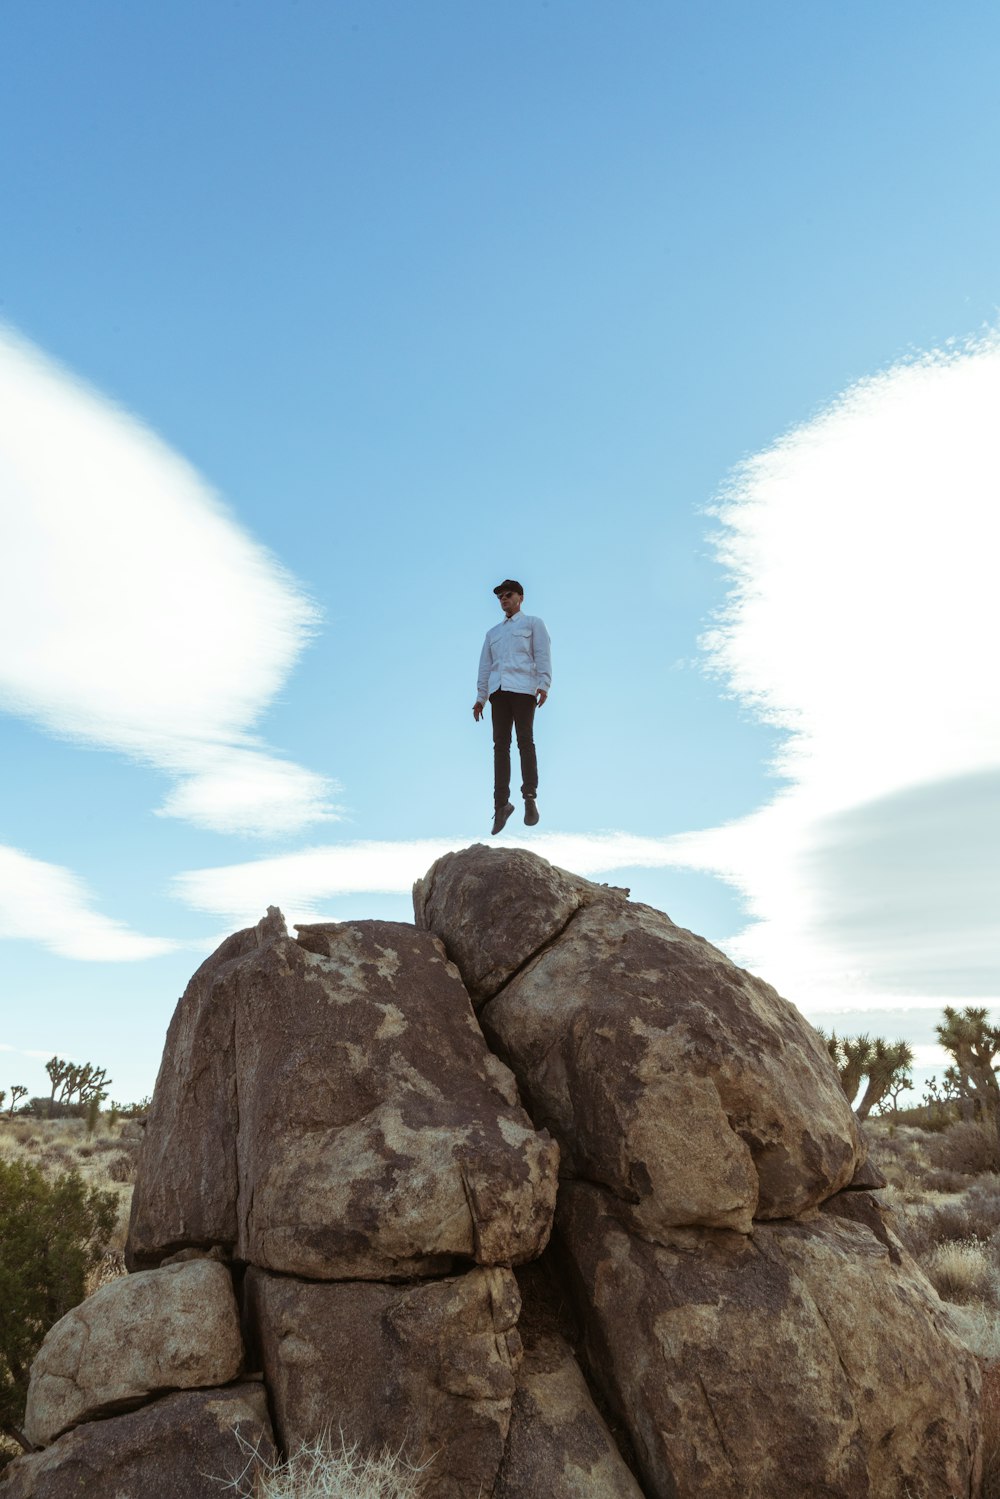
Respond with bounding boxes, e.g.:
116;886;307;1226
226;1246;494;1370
473;580;552;835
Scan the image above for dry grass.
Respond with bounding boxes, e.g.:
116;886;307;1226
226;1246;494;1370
219;1432;430;1499
923;1240;998;1305
867;1118;1000;1492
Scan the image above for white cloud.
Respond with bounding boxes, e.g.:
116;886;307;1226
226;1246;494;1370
172;830;696;928
0;844;179;961
683;332;1000;1008
0;322;337;836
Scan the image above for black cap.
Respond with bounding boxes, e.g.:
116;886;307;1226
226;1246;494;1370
493;579;524;596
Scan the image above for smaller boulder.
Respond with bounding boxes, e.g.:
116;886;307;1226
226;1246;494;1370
245;1264;521;1499
413;844;592;1003
24;1260;243;1448
0;1384;274;1498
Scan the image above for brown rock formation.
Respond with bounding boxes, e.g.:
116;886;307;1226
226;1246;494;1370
245;1264;522;1499
0;1385;275;1498
416;845;862;1232
23;1259;243;1447
21;849;975;1499
128;916;558;1279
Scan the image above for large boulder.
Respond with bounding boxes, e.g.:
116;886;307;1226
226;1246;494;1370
557;1183;982;1499
24;1259;243;1447
245;1264;521;1499
415;847;862;1232
128;916;558;1279
494;1330;644;1499
0;1385;275;1499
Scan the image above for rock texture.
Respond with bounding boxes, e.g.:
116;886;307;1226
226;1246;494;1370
558;1182;981;1499
495;1331;644;1499
24;1259;243;1447
416;845;863;1233
246;1265;522;1499
129;916;558;1278
20;849;978;1499
0;1385;275;1498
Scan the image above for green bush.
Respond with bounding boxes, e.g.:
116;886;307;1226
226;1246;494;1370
0;1159;116;1450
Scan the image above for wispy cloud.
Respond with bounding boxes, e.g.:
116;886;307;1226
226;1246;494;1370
683;332;1000;1007
0;844;178;961
172;830;697;928
0;322;337;836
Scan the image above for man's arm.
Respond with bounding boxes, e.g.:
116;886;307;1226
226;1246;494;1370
532;617;551;705
474;632;491;720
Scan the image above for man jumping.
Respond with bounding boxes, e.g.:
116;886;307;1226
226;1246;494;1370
473;579;552;835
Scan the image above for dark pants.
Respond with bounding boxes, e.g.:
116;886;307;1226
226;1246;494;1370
490;690;538;808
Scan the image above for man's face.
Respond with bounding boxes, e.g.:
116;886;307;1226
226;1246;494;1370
497;588;523;618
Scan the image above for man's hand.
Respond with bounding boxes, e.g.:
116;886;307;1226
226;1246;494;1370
473;701;484;721
536;689;548;707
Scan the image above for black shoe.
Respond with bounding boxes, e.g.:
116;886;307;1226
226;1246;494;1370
491;802;514;835
524;797;539;826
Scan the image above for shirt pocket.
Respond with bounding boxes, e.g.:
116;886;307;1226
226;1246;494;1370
511;627;533;661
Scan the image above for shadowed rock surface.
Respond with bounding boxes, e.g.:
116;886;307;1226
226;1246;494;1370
557;1182;981;1499
494;1330;644;1499
24;1259;243;1447
0;1385;275;1498
245;1264;522;1499
416;845;863;1232
128;916;558;1279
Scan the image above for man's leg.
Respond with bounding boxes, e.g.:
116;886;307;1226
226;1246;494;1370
490;691;516;808
511;693;538;799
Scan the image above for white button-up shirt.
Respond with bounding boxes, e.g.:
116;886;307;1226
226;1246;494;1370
477;611;552;703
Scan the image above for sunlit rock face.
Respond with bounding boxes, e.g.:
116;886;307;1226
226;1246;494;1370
416;843;864;1235
24;1259;243;1448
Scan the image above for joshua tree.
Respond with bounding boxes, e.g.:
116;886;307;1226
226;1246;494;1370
935;1006;1000;1157
44;1057;111;1113
6;1086;27;1118
855;1039;914;1120
821;1031;913;1117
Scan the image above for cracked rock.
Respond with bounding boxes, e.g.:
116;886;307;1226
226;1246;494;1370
245;1264;521;1499
417;846;863;1232
128;918;558;1279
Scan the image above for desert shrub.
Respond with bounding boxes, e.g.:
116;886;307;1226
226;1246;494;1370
926;1120;998;1177
223;1431;429;1499
106;1152;136;1184
961;1180;1000;1236
923;1167;971;1194
923;1239;997;1305
21;1097;85;1121
0;1159;117;1448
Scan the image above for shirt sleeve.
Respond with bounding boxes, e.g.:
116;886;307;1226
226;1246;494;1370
532;617;552;691
476;632;492;705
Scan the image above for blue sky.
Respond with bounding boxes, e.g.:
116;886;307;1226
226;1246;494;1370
1;0;998;1104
